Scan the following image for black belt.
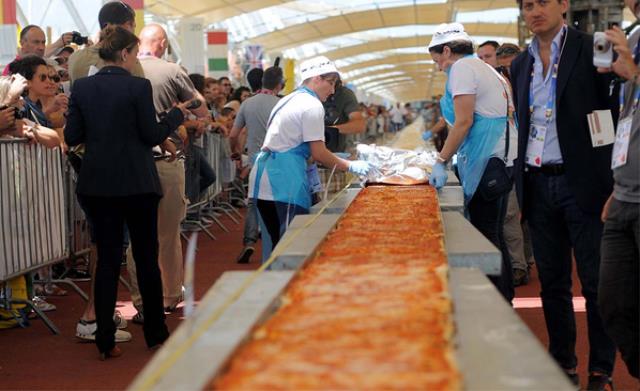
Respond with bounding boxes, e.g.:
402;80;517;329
526;164;564;176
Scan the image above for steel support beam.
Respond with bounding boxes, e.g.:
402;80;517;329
60;0;89;35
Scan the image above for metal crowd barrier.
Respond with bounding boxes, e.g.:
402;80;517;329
181;132;244;241
0;139;93;334
0;139;67;282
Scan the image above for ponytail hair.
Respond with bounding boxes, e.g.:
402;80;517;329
98;26;139;63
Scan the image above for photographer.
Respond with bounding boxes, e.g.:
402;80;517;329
0;74;59;147
44;31;88;58
596;1;640;379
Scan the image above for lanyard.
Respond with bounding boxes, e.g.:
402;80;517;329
265;87;318;130
619;81;640;115
529;26;567;123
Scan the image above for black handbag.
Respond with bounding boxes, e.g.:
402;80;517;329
476;70;513;201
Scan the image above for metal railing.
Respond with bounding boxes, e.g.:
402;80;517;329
0;139;93;334
0;139;67;282
181;132;243;241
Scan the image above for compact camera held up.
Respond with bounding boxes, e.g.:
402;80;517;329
71;31;89;46
593;31;614;68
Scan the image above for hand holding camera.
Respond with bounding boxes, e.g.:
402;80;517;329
595;26;639;81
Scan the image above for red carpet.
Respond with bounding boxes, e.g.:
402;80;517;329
0;210;637;389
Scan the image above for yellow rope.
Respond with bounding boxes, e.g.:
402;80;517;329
135;180;356;391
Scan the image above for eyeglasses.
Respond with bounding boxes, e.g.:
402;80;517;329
49;74;61;83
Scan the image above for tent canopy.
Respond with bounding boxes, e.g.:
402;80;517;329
146;0;520;102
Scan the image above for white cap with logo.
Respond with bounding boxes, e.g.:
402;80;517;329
299;56;339;81
427;23;472;50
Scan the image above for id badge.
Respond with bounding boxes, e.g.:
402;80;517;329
611;117;632;169
525;124;547;167
306;163;323;194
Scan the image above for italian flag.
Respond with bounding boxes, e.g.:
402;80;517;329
207;30;229;78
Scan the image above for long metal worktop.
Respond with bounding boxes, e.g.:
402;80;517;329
129;185;572;391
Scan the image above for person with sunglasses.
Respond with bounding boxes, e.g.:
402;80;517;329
249;56;374;260
8;56;62;132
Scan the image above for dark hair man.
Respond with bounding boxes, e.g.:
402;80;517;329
229;66;284;264
68;1;138;84
510;0;617;388
323;78;366;152
478;40;500;67
246;68;264;92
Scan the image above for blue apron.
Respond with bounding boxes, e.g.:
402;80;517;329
440;61;507;204
252;143;312;210
251;87;319;211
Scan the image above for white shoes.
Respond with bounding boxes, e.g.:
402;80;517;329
75;310;131;342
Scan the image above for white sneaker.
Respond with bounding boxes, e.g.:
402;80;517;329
76;319;132;342
32;296;56;312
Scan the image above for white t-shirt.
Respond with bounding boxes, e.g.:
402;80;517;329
449;57;518;166
390;106;404;123
249;90;325;201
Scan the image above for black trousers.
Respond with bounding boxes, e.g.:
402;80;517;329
257;200;308;251
525;172;615;374
466;158;514;302
599;198;639;379
79;194;168;353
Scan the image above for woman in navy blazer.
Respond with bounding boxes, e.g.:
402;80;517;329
65;26;187;359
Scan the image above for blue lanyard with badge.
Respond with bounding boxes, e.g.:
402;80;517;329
612;79;640;168
525;27;567;167
264;86;324;194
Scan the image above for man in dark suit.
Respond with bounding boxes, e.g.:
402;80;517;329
510;0;617;389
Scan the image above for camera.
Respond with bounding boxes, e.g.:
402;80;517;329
0;105;25;120
593;32;613;68
71;31;89;46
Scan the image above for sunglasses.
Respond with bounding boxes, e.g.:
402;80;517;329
38;74;53;82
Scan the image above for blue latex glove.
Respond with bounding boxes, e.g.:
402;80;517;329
335;152;351;159
422;130;433;141
348;160;374;176
429;162;447;189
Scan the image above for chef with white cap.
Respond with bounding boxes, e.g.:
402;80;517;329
427;23;518;302
249;55;374;255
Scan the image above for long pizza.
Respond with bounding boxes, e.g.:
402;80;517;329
212;185;460;390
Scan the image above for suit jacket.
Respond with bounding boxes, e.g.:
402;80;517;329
510;27;616;217
65;66;184;197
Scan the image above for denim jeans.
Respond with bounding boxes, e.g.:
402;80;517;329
598;198;639;378
466;158;514;302
525;172;616;374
